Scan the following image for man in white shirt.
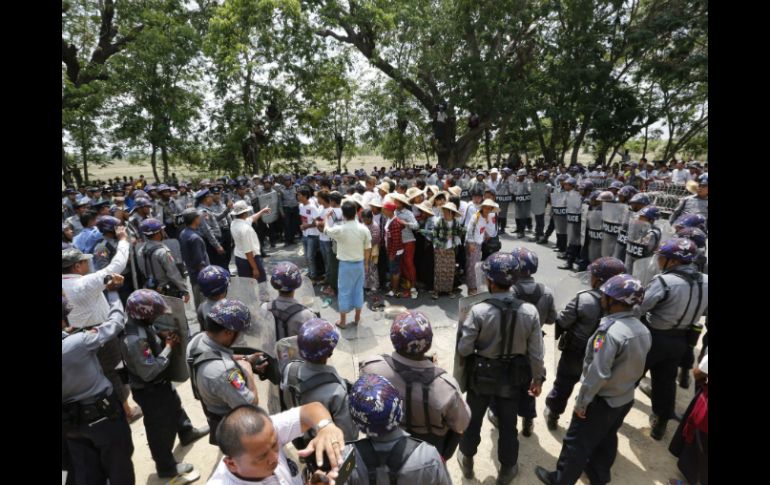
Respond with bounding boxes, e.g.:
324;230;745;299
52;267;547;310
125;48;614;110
298;187;323;282
360;176;378;210
207;403;346;485
230;200;273;302
62;226;130;327
671;161;693;185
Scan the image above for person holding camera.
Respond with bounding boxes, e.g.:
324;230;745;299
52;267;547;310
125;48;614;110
120;289;210;479
208;403;346;485
188;299;264;445
136;218;190;302
456;252;545;485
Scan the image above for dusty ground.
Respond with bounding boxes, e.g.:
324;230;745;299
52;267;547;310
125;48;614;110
124;211;699;485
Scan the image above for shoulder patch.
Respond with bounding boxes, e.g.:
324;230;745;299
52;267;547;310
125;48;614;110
141;341;155;364
227;369;246;390
593;333;606;353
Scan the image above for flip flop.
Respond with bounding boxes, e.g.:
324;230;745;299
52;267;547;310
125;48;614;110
335;320;348;329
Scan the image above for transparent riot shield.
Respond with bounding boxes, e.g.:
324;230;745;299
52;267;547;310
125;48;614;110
153;296;190;382
230;306;280;414
565;192;583;246
552;191;568;234
553;271;592;313
655;219;675;245
267;275;320;314
613;206;632;260
633;253;660;287
601;202;624;257
452;292;493;393
257;191;280;224
474;261;488;293
625;215;652;273
586;209;604;264
228;276;260;307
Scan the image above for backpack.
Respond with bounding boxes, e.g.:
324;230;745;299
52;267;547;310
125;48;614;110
513;282;544;307
381;355;446;434
654;269;705;330
268;301;317;339
354;435;423;485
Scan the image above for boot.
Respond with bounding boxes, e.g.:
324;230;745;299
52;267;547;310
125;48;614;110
457;450;474;479
521;418;534;437
650;414;667;440
678;367;691;389
179;425;210;446
496;464;519;485
535;466;556;485
487;408;499;428
544;407;559;430
639;380;652;398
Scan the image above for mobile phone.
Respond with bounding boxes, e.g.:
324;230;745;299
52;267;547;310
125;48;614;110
333;445;355;485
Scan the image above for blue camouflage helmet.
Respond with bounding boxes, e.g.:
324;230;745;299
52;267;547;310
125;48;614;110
510;247;538;274
599;274;645;306
628;193;651;206
297;318;339;361
588;190;601;202
145;184;157;192
139;218;164;236
390;311;433;355
588;257;626;283
126;289;171;320
569;165;580;173
197;265;231;297
597;191;615;202
538;170;550;178
637;205;660;221
556;174;569;182
132;189;149;199
75;198;92;208
675;227;707;248
283;174;292;181
698;173;708;185
348;374;404;437
609;180;624;190
262;175;274;184
208;299;251;331
482;252;519;286
193;188;210;200
564;177;577;186
617;186;638;199
157;184;170;192
132;197;153;210
674;214;707;232
270;261;303;292
95;215;121;233
657;237;698;263
578;180;594;191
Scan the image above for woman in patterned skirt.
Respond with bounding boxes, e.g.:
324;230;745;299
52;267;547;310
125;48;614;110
431;202;464;299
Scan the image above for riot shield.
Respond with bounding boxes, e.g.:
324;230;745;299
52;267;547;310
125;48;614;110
452;292;492;393
655;219;675;245
474;261;488;293
154;296;190;382
613;206;632;260
601;202;624;257
228;276;260;307
275;336;300;376
512;182;532;219
530;182;548;216
552;191;568;234
625;216;652;273
633;253;660;287
267;274;320;313
257;191;280;224
553;271;591;313
565;192;583;246
586;209;604;264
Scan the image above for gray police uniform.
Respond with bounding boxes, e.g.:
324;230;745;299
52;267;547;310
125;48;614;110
511;179;532;236
136;240;188;298
186;333;255;444
636;264;708;423
281;361;358;442
349;428;452;485
546;288;603;416
495;178;514;231
457;294;545;468
277;184;300;244
155;199;180;236
93;236;135;304
197;204;231;267
530;181;549;239
670;195;708;227
121;318;196;476
62;293;134;485
211;198;233;262
547;311;651;485
264;296;317;340
175;193;193;212
359;352;471;459
128;212;147;242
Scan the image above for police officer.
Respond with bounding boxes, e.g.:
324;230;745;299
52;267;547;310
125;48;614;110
93;215;136;305
359;311;470;459
175;182;194;212
611;187;640;261
535;274;652;485
178;208;210;307
154;184;180;239
347;374;452;485
63;187;79;220
210;185;234;264
263;262;317;340
544;257;626;430
120;289;209;478
636;238;708;440
494;168;514;233
136;218;190;302
128;197;153;242
195;188;232;268
254;175;283;252
544;174;569;253
532;170;550;243
281;318;358;443
625;205;662;273
62;293;135;485
511;168;532;238
670;173;708;229
66;198;91;236
187;299;261;444
457;252;545;485
195;265;230;332
557;177;582;271
277;175;301;245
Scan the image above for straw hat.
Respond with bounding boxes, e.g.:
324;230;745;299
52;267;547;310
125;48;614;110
368;197;383;208
447;186;462;198
416;201;434;216
428;191;448;206
343;193;364;207
377;182;391;193
685;180;699;195
441;202;461;216
406;187;425;201
480;199;500;212
390;193;412;206
426;185;440;195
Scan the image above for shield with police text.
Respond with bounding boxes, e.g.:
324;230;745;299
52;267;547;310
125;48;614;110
551;191;568;234
530;183;548;216
586;209;604;264
612;206;632;260
153;295;190;382
257;191;280;224
655;219;675;245
452;292;493;393
565;192;584;246
601;202;624;257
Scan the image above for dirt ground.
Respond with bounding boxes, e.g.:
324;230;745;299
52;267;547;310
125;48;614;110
122;228;699;485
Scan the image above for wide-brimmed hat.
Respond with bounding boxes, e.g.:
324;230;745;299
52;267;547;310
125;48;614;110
416;201;434;216
428;191;448;206
377;182;391;192
441;202;461;216
231;200;252;216
406;187;425;201
390;193;412;206
447;186;462;198
685;180;699;195
480;199;500;212
368;198;383;208
343;193;364;208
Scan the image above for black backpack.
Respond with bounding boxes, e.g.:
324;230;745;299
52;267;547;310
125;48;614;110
513;282;544;306
354;435;423;485
268;301;320;339
381;355;446;434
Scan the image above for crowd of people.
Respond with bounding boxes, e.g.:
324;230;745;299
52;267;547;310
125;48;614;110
62;157;709;485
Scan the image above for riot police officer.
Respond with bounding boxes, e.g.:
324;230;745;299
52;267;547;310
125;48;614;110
557;177;582;271
636;238;708;440
359;311;471;459
210;186;234;265
128;197;153;242
347;374;452;485
195;188;232;268
544;257;626;430
195;265;230;332
187;299;260;445
62;293;135;485
264;262;317;340
66;198;91;236
535;274;652;485
136;218;189;302
456;252;545;485
120;289;209;478
155;184;180;239
93;215;135;305
511;169;532;238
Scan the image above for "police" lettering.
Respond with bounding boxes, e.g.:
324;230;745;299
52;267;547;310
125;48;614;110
514;194;531;202
589;230;603;240
496;195;514;203
602;222;621;235
566;214;581;223
616;232;628;244
626;242;646;257
553;207;567;216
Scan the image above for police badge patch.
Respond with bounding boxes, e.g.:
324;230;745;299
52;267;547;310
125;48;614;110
593;334;606;352
228;369;246;390
142;341;155;364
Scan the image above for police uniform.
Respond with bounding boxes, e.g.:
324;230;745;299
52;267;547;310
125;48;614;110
511;178;532;237
128;212;147;242
62;293;134;485
546;288;603;418
263;296;317;340
186;332;255;444
174;192;194;212
457;294;545;470
197;203;231;268
530;181;550;240
495;176;514;233
276;183;300;244
93;236;135;305
670;195;708;228
155;198;180;238
136;240;189;298
359;352;471;459
120;318;198;477
636;264;708;432
210;196;234;264
541;311;651;485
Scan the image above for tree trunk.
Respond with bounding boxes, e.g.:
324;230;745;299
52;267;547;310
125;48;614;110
484;128;492;169
642;124;649;159
161;145;169;182
61;138;83;186
570;114;592;165
435;117;489;168
150;144;160;183
82;150;89;184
